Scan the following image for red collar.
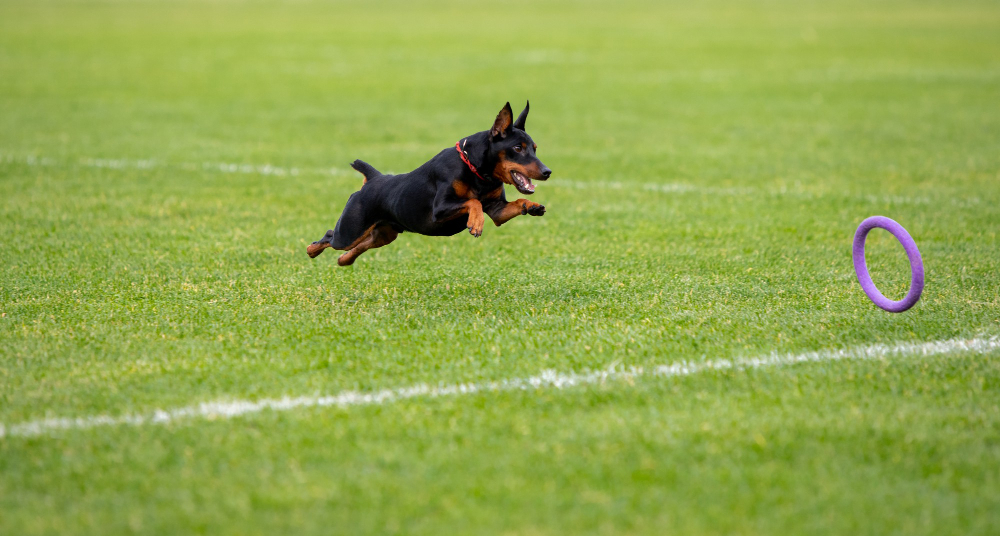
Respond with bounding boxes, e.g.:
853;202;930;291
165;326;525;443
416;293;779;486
455;139;487;181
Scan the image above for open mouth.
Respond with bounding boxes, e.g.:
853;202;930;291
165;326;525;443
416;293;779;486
511;170;535;195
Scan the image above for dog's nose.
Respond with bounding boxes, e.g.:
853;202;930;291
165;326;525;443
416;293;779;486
541;167;552;179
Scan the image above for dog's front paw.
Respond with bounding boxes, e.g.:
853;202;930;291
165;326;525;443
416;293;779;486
467;213;485;237
526;203;546;216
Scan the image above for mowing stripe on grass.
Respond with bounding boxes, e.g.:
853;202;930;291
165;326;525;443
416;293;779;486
2;336;997;439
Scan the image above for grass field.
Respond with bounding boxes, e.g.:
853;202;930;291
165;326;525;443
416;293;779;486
2;0;1000;533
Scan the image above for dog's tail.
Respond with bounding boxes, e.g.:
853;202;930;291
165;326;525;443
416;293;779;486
351;160;381;184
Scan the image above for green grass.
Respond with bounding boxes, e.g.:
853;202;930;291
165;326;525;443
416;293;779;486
2;0;1000;533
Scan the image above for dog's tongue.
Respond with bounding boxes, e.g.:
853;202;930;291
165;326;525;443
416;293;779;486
513;171;535;194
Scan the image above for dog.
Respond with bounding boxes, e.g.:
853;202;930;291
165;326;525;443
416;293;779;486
306;102;552;266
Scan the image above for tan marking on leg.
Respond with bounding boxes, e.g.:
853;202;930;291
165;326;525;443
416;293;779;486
307;241;331;258
464;199;485;237
337;247;363;266
452;179;472;199
490;199;544;226
338;223;377;251
336;225;375;266
337;224;399;266
307;229;337;258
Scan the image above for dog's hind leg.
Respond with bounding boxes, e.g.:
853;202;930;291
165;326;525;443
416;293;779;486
308;188;376;259
337;224;400;266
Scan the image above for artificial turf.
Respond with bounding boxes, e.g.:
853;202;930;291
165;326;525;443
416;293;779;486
1;0;999;534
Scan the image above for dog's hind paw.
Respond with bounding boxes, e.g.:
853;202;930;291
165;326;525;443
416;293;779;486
337;252;357;266
307;230;335;258
307;242;328;258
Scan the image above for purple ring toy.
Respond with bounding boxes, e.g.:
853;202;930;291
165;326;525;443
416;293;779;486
852;215;924;313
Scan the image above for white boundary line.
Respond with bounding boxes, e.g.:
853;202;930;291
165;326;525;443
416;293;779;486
0;154;350;178
5;152;983;206
554;178;753;196
2;153;963;205
2;336;997;439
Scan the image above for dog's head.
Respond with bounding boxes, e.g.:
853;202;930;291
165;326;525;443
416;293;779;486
488;102;551;195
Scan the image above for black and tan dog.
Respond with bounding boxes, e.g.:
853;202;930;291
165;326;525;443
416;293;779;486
307;102;551;266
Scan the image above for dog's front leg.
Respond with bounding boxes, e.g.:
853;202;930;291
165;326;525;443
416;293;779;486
433;195;486;238
463;200;486;237
488;199;545;227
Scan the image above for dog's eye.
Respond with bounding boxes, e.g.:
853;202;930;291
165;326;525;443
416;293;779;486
513;145;522;153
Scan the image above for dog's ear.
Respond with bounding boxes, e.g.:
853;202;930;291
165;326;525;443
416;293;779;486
490;102;514;139
513;101;529;131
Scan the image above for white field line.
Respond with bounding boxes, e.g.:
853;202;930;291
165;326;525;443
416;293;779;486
553;178;754;196
0;153;351;178
5;153;750;196
552;178;954;205
1;336;997;439
2;153;980;205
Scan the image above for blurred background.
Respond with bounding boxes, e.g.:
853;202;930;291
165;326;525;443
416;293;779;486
4;0;997;189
